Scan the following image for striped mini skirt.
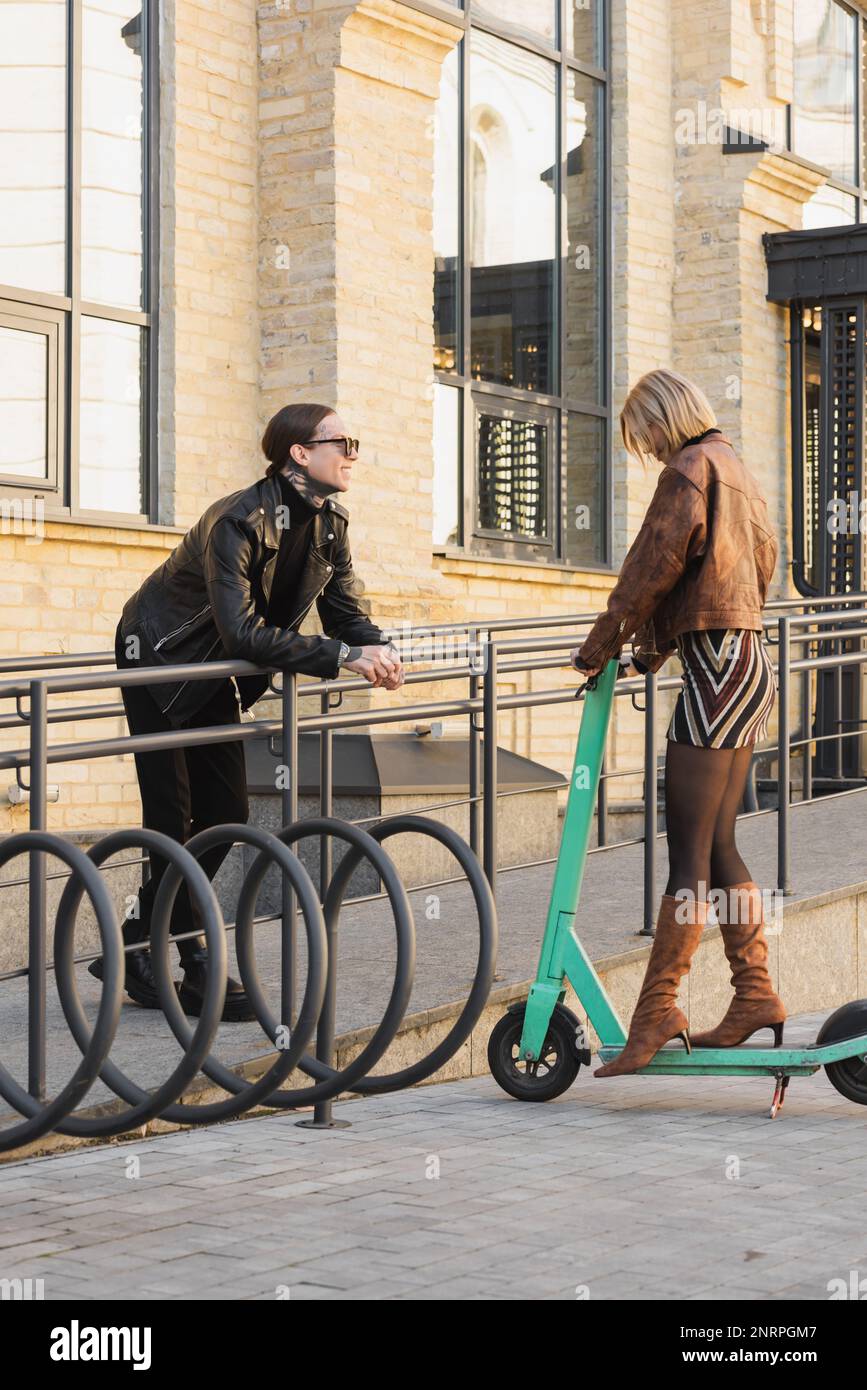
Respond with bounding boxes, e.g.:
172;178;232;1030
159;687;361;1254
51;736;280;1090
667;628;777;749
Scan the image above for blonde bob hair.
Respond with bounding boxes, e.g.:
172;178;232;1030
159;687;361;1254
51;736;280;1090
620;368;717;468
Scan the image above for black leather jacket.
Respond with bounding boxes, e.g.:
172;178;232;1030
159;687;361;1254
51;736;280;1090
120;473;385;725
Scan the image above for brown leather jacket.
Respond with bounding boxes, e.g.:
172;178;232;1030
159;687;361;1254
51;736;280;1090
577;428;779;674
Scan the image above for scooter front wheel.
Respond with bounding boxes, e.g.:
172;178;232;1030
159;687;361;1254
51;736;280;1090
816;1000;867;1106
488;1003;583;1102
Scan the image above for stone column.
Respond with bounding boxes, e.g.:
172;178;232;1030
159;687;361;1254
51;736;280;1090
258;0;462;624
670;0;826;588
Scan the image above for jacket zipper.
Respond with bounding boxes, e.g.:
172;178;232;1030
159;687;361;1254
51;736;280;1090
159;633;222;715
284;579;327;636
153;603;211;651
160;569;332;716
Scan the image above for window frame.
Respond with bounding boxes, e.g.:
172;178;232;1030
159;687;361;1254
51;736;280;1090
788;0;865;223
430;0;613;572
0;0;159;525
0;303;66;493
469;393;556;559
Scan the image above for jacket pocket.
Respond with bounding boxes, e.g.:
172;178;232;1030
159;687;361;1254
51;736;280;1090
152;603;213;652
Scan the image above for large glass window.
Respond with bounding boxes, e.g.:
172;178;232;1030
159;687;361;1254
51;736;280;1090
472;0;556;49
0;0;155;519
0;2;68;294
565;68;603;405
469;32;556;393
432;1;609;566
433;46;460;373
791;0;864;227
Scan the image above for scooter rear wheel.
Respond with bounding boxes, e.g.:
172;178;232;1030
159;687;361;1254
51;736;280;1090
816;1000;867;1106
488;1003;583;1102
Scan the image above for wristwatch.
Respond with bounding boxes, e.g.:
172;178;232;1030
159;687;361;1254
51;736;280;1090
338;642;362;669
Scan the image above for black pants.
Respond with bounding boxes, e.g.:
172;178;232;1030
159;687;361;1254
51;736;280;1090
115;623;249;965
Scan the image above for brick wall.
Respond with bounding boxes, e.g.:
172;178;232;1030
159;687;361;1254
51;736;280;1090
0;0;816;835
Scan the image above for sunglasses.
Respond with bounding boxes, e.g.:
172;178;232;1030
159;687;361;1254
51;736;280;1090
299;436;359;458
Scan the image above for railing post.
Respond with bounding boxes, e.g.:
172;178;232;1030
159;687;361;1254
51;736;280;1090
641;670;657;936
482;640;498;901
801;632;813;803
281;672;298;1030
777;616;792;894
299;691;349;1129
28;680;47;1099
834;641;844;779
468;671;481;858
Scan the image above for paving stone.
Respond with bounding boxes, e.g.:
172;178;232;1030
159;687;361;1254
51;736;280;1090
2;1012;865;1301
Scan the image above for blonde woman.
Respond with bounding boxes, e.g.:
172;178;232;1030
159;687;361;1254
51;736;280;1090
570;368;785;1077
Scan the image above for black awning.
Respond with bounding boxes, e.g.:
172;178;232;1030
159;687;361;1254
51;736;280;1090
763;223;867;304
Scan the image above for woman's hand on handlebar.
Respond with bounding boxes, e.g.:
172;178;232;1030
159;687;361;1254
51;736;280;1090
569;648;601;678
569;652;641;680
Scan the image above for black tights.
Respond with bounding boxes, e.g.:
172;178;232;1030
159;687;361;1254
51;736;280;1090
663;740;753;903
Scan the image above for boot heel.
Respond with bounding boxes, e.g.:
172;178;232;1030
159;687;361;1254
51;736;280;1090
771;1021;784;1047
678;1029;692;1054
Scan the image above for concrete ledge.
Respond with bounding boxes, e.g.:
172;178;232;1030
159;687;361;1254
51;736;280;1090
4;882;864;1164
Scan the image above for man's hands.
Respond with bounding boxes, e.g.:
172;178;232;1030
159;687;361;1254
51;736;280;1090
344;643;405;690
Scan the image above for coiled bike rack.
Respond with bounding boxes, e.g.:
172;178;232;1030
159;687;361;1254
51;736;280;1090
0;814;497;1152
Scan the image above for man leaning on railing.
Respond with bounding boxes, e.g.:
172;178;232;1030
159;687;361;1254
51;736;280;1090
89;404;404;1022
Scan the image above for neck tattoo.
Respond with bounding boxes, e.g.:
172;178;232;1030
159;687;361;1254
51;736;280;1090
280;463;339;510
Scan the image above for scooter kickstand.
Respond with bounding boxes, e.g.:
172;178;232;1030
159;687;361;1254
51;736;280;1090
769;1072;790;1120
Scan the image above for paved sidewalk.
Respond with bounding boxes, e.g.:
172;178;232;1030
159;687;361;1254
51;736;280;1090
1;1010;865;1301
1;788;866;1117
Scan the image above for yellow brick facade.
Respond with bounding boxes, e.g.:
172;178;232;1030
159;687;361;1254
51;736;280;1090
1;0;830;832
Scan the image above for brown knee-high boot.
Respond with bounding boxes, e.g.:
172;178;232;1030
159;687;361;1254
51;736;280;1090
594;894;707;1078
689;881;786;1048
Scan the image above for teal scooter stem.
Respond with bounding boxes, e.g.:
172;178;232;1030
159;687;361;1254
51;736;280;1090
489;658;867;1117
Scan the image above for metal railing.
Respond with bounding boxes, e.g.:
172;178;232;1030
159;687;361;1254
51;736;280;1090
0;592;865;1150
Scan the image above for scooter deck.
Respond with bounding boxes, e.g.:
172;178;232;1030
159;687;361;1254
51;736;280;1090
597;1034;867;1076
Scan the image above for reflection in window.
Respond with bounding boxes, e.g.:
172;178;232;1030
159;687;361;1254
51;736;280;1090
477;411;547;539
433;384;460;546
561;413;604;566
564;71;603;405
793;0;857;187
82;2;145;308
0;2;67;294
0;1;152;516
433;47;459;372
428;8;608;565
79;318;142;513
802;184;858;229
566;0;603;66
0;324;48;479
471;0;555;46
469;32;556;394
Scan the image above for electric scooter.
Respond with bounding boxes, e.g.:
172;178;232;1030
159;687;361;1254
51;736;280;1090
488;658;867;1118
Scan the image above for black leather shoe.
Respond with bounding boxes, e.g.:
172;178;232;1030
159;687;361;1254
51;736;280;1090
178;956;257;1023
88;943;164;1010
